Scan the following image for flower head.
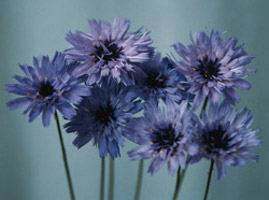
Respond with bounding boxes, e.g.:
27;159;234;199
173;30;255;109
189;101;261;179
134;53;193;104
128;101;198;175
5;52;90;127
65;17;153;86
64;81;143;158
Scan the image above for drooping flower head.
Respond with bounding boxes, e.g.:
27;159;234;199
65;17;153;86
189;101;261;179
134;53;193;104
5;52;90;127
128;101;198;175
64;81;143;158
173;30;255;109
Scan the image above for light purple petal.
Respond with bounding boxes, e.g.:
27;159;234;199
42;104;55;127
6;97;31;110
56;102;76;120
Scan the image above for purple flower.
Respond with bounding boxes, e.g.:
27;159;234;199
64;81;143;158
134;53;193;104
5;52;90;127
173;30;255;109
189;101;261;179
65;17;153;86
128;101;198;175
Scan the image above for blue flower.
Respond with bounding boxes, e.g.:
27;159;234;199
173;30;255;109
189;101;261;179
65;17;153;86
5;52;90;127
127;101;198;175
64;81;143;158
134;53;193;104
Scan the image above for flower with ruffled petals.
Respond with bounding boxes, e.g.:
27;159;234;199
189;101;261;179
128;101;198;175
134;53;193;104
64;82;142;158
5;52;90;127
173;30;255;109
65;17;153;86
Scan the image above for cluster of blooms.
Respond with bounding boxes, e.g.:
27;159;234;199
6;17;260;179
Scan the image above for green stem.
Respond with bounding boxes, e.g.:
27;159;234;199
100;157;105;200
54;111;76;200
177;162;188;194
200;96;208;118
176;97;209;196
108;156;114;200
172;168;181;200
134;160;144;200
203;159;214;200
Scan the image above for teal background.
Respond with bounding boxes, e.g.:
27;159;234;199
0;0;268;199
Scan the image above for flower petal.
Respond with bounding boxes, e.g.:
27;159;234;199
56;102;76;120
6;97;31;110
42;104;54;127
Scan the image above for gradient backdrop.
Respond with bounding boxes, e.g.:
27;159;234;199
0;0;268;199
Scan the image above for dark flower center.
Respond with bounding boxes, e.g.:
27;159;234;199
146;71;167;89
95;101;116;125
198;56;221;80
92;40;123;63
202;124;232;154
39;81;55;98
152;124;182;150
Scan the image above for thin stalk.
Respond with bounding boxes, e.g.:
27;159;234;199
203;159;214;200
100;157;105;200
134;160;144;200
200;96;208;118
176;162;189;194
172;168;181;200
177;97;209;195
54;111;76;200
108;156;114;200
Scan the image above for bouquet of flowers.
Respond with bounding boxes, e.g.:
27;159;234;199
5;17;261;200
